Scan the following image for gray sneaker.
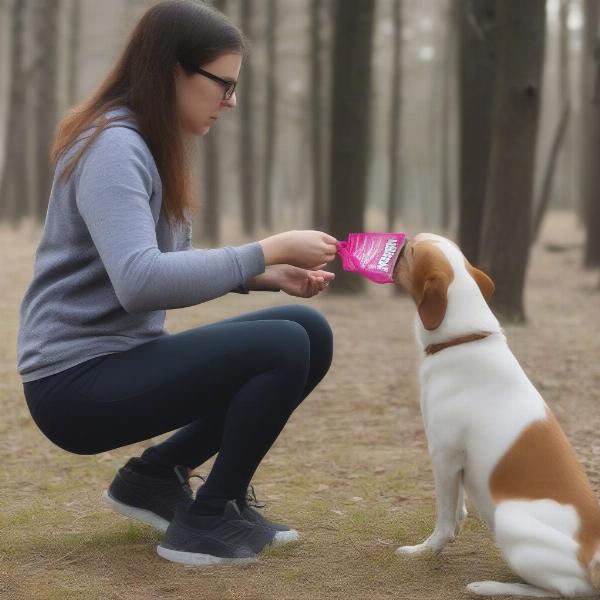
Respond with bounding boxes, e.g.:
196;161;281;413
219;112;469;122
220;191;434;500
156;500;276;567
241;485;299;544
102;461;194;533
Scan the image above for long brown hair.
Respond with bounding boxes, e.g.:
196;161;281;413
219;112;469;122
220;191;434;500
51;0;246;225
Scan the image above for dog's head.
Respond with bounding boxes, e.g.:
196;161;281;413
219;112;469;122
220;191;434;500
393;233;499;343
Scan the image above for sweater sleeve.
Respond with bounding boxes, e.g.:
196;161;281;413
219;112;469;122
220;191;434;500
181;219;251;295
75;127;265;314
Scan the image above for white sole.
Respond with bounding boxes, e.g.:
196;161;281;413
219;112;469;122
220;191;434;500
156;544;258;567
273;529;300;545
101;489;170;533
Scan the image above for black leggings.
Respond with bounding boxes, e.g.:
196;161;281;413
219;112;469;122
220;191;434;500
23;304;333;503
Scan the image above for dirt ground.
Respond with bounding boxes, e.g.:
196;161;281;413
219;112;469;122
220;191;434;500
1;210;599;600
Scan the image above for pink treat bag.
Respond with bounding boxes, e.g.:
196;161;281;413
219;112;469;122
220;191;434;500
336;232;406;284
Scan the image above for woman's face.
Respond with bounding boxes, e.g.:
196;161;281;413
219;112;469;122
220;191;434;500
174;52;241;136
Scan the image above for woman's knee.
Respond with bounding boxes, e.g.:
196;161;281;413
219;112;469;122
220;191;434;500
278;306;334;395
270;319;311;365
283;304;333;353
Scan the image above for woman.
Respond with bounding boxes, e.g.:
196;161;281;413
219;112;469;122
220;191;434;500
17;0;336;567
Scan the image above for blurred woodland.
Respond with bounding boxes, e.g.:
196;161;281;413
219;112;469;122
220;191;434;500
1;0;600;321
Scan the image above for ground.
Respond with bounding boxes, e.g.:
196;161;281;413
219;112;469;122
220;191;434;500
1;211;599;600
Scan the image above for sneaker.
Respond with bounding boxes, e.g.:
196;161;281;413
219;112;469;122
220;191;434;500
241;485;299;545
156;500;275;566
101;460;194;533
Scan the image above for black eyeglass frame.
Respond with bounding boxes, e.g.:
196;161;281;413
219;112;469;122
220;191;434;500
187;65;237;100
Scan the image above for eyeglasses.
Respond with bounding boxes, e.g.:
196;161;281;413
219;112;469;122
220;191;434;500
194;66;237;100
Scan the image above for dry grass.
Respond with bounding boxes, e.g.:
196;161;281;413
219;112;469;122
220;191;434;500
1;211;599;599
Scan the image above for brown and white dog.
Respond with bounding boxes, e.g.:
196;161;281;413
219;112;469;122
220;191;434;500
393;233;600;597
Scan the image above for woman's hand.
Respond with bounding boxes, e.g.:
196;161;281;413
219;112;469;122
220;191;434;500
247;265;335;298
259;230;338;270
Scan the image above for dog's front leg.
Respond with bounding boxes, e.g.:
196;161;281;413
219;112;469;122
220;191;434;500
396;454;462;556
454;469;467;536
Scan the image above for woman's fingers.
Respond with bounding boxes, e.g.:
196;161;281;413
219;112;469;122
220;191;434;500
321;232;338;245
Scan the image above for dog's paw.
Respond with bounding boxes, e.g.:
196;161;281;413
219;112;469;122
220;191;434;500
466;582;487;595
395;543;431;556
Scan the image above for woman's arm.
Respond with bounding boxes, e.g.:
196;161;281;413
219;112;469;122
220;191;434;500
75;128;266;313
246;267;282;292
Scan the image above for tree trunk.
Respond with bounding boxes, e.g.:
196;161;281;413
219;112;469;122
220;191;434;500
479;0;546;323
532;103;570;243
327;0;375;294
439;0;458;231
67;0;81;106
387;0;402;231
262;0;277;231
458;0;498;264
310;0;326;231
200;0;227;247
239;0;255;235
202;131;220;246
581;0;600;268
34;0;60;222
0;0;28;225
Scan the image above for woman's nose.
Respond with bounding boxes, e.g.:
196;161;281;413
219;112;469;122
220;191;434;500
222;92;237;109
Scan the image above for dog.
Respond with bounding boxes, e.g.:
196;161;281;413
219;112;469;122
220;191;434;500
392;233;600;597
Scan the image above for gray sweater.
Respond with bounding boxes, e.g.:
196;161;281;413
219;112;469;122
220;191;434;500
17;107;266;382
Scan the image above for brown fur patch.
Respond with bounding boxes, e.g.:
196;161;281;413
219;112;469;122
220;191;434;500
489;408;600;571
464;259;495;302
399;241;454;331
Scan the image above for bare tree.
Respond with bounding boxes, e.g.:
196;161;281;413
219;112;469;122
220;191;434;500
200;0;227;246
262;0;277;230
328;0;375;293
439;0;458;231
479;0;546;322
33;0;60;222
0;0;28;225
532;104;570;243
458;0;498;264
67;0;81;106
532;0;571;243
310;0;327;230
239;0;255;235
581;0;600;268
387;0;402;231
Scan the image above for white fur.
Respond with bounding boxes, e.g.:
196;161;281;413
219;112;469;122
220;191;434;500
396;234;598;598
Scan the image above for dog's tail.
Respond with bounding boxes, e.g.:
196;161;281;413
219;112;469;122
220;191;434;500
589;545;600;590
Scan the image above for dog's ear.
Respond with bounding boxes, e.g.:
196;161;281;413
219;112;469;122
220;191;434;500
465;259;495;302
418;273;451;330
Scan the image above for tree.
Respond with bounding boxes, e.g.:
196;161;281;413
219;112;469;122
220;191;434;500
327;0;375;293
239;0;255;235
33;0;61;221
478;0;546;322
439;0;458;231
309;0;327;231
67;0;82;106
0;0;29;225
458;0;498;264
581;0;600;268
262;0;277;230
200;0;228;246
387;0;402;232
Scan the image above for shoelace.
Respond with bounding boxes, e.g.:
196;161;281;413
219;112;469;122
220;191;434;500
173;465;197;498
181;470;266;509
245;484;266;509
